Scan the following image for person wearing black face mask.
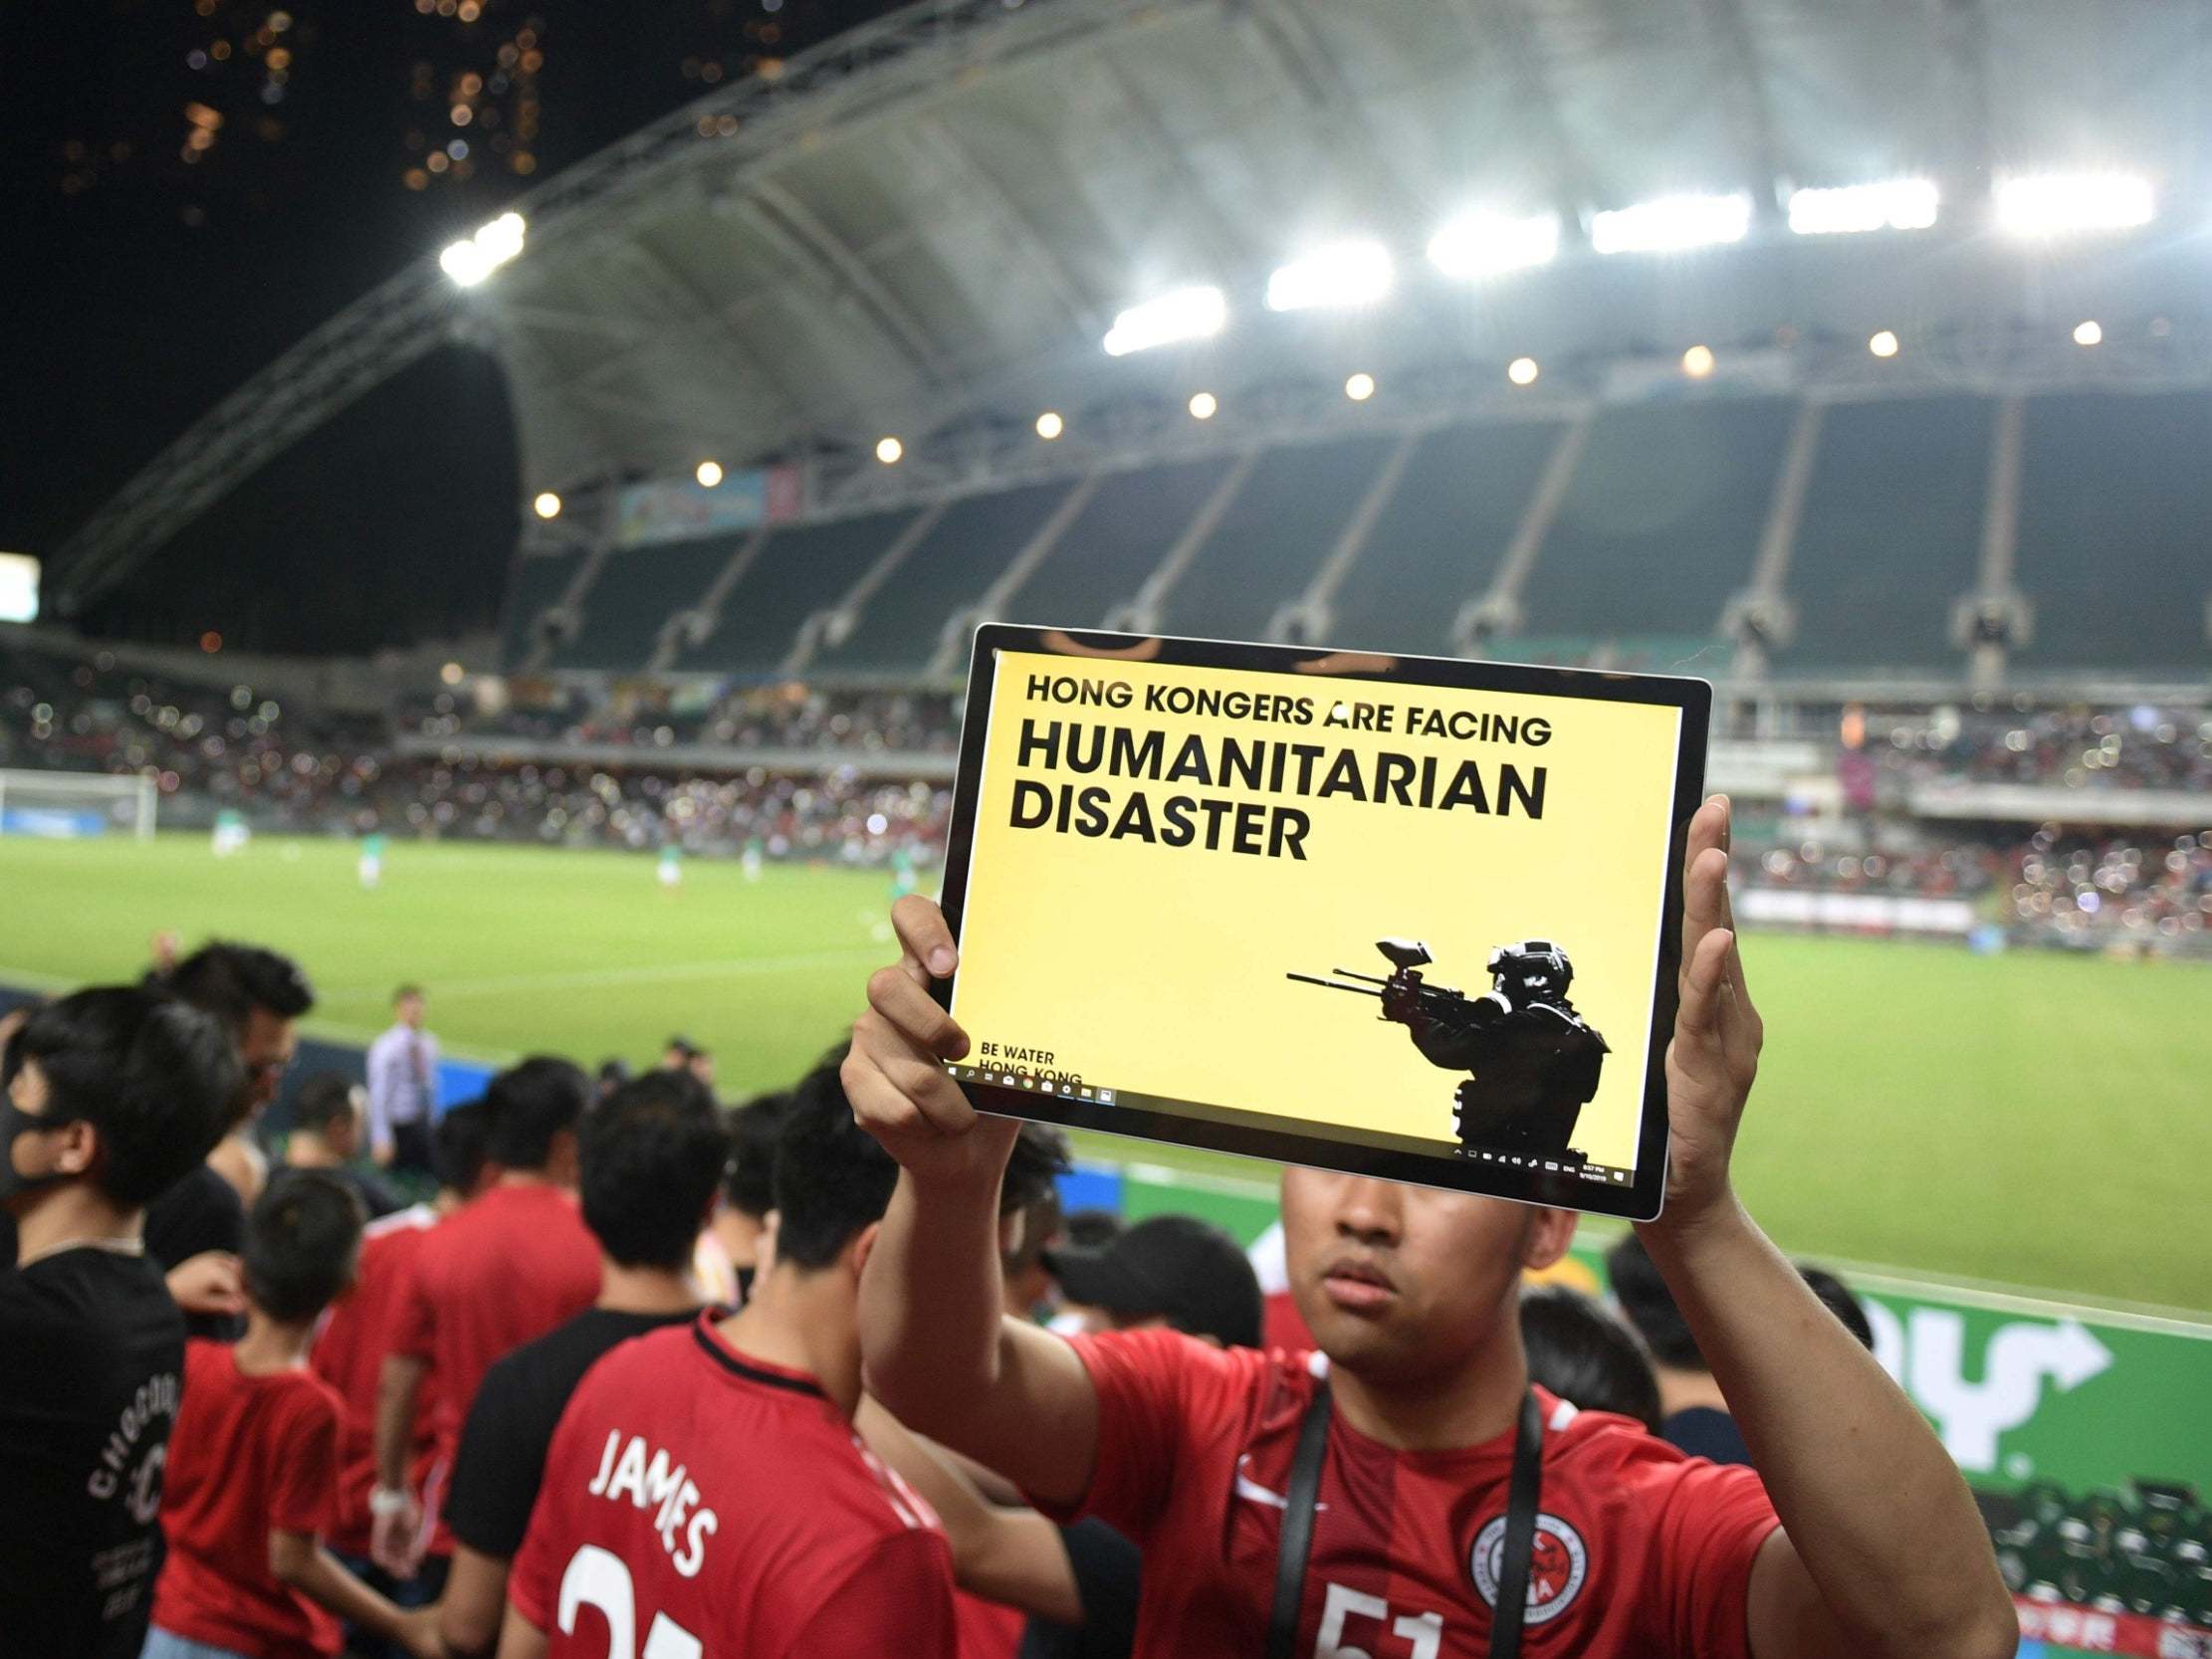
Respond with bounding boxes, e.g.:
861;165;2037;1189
0;986;241;1659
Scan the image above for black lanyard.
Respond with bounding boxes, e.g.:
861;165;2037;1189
1267;1384;1545;1659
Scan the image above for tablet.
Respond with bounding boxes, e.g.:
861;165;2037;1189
933;625;1710;1221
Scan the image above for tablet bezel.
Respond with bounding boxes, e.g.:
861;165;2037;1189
931;624;1711;1222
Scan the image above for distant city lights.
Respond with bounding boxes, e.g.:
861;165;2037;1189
2073;319;2103;346
1188;391;1218;421
1102;286;1226;356
532;491;561;518
1035;411;1064;440
1264;240;1394;312
439;210;527;288
1428;210;1559;278
695;460;724;488
1788;179;1939;235
1593;193;1751;255
875;436;904;464
1343;372;1375;402
1507;356;1540;386
1681;344;1716;378
1995;172;2154;237
1869;329;1900;358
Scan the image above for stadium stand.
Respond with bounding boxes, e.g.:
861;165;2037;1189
499;550;589;667
994;457;1232;633
551;532;746;672
1782;396;1994;670
2011;390;2212;675
673;508;918;676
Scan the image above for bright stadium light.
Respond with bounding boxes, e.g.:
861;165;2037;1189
1344;372;1375;402
533;491;561;519
875;436;904;464
1788;178;1939;235
1188;391;1217;421
440;210;527;288
1681;344;1716;378
1592;192;1751;255
1427;210;1559;278
2074;318;2103;346
1869;329;1900;358
1102;286;1226;356
1995;172;2154;236
1264;240;1394;312
1035;411;1064;440
1507;356;1539;386
695;460;724;488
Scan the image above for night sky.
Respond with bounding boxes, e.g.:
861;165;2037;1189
2;0;897;654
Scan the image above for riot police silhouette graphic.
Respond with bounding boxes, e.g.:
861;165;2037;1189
1289;936;1610;1159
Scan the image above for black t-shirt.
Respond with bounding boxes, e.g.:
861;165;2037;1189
1662;1405;1753;1467
444;1305;701;1557
142;1163;246;1342
1018;1520;1144;1659
0;1247;186;1659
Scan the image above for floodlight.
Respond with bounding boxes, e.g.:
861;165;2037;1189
2073;319;2102;346
1592;193;1751;255
1102;286;1227;356
1507;356;1539;386
1680;344;1716;378
875;436;904;464
1188;391;1217;421
695;460;724;488
1264;241;1393;312
1788;179;1939;235
533;492;561;519
440;210;528;288
1427;210;1559;278
440;240;492;287
1869;329;1900;358
1035;411;1064;440
1995;172;2154;236
1344;372;1375;402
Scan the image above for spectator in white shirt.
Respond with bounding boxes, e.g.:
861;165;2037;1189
365;986;440;1176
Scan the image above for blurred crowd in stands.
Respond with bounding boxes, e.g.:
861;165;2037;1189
398;681;964;756
1873;705;2212;793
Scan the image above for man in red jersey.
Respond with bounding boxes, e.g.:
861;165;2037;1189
313;1103;490;1583
496;1065;955;1659
845;797;2017;1659
373;1060;600;1574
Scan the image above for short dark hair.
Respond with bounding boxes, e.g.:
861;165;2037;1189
245;1169;364;1324
1520;1283;1662;1433
11;987;240;1206
163;942;316;1031
1797;1264;1876;1351
484;1057;589;1169
770;1064;899;1271
1606;1232;1703;1371
433;1099;492;1194
292;1072;357;1136
580;1072;729;1269
722;1092;790;1219
393;984;423;1005
1001;1123;1070;1219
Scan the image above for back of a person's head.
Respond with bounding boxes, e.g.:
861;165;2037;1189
1797;1264;1877;1351
485;1056;589;1169
1520;1282;1662;1433
1606;1232;1705;1372
722;1091;790;1219
292;1071;357;1138
245;1169;365;1324
12;986;241;1207
1001;1123;1071;1220
580;1072;729;1270
770;1064;899;1272
163;940;316;1031
433;1099;492;1194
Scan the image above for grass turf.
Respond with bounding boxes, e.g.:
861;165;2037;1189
3;832;2207;1313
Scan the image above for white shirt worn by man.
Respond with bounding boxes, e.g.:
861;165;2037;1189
365;1021;441;1149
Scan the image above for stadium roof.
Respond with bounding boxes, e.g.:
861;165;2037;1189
54;0;2212;610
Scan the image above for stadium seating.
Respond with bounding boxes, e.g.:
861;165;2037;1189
500;550;589;666
1520;397;1793;645
1160;435;1397;641
552;534;745;671
2012;390;2212;674
674;509;918;676
1326;418;1564;659
994;457;1232;631
1783;396;1994;669
814;481;1074;675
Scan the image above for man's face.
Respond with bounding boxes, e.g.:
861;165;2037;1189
1282;1169;1569;1386
238;1008;298;1116
687;1053;715;1088
397;994;424;1029
328;1092;363;1160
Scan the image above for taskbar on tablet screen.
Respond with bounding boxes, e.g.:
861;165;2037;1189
944;1062;1640;1196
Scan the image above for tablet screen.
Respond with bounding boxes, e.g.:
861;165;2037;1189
937;627;1709;1220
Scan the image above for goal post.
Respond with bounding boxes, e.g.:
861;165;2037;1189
0;769;158;841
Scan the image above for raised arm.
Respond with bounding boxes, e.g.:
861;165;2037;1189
1642;797;2014;1659
844;897;1100;1509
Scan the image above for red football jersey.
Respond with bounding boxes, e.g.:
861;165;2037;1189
1050;1330;1779;1659
311;1204;443;1558
389;1181;600;1472
151;1341;345;1659
509;1315;957;1659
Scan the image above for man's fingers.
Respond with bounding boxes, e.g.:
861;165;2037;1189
866;965;970;1060
890;896;959;985
1677;926;1733;1047
842;1044;974;1141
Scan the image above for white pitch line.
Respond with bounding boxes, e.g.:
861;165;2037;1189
316;945;885;1002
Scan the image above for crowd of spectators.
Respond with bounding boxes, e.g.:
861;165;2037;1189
1871;704;2212;793
398;682;964;757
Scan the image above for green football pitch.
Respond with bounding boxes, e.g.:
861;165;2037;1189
3;833;2207;1314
